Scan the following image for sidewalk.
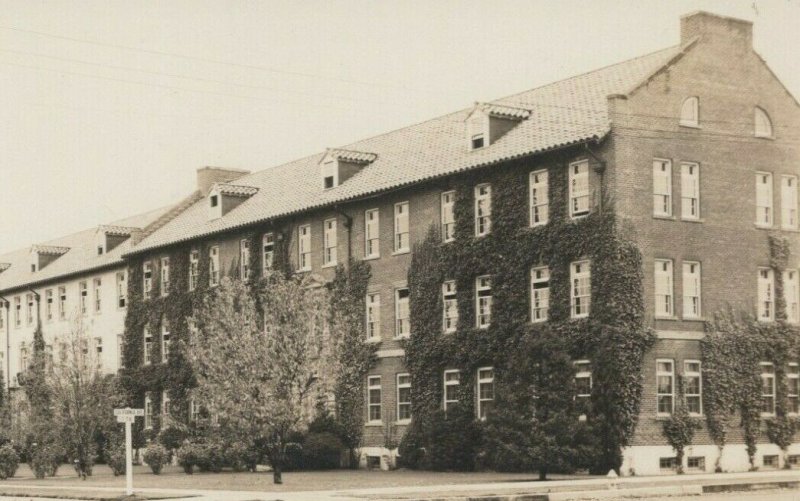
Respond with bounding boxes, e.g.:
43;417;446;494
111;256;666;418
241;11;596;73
1;469;799;501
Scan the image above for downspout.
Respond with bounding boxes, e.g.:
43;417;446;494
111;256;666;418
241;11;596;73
0;295;9;392
584;142;607;213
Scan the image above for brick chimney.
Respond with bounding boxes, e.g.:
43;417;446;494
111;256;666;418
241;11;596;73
681;11;752;49
196;166;250;195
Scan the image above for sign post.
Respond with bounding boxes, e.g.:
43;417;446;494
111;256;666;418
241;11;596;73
114;408;144;496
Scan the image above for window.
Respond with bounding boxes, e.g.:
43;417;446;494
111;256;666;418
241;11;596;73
785;269;799;324
364;209;380;258
162;391;171;419
530;266;549;322
680;97;699;127
442;281;458;333
116;271;126;308
788;363;799;415
298;225;311;271
468;113;487;150
395;288;410;338
78;284;87;316
754;107;773;138
209;246;220;286
240;239;250;280
782;175;798;230
58;286;66;320
761;362;776;416
657;359;674;416
789;455;800;466
13;297;20;328
684;360;702;415
574;360;592;407
476;367;494;420
209;195;218;208
569;160;590;218
262;233;275;273
118;334;124;369
394;202;410;252
189;250;199;290
366;293;380;341
570;261;591;319
19;344;28;373
758;268;775;322
0;308;3;330
397;373;411;421
367;376;381;422
530;170;549;227
441;192;455;242
443;370;460;411
45;289;53;321
653;159;672;217
681;163;700;220
190;399;200;422
654;259;674;318
323;218;337;266
659;457;677;470
144;394;153;429
322;160;336;189
160;257;170;296
143;326;153;366
687;456;705;471
756;172;773;226
763;454;779;468
25;293;34;325
143;262;153;299
161;318;170;362
474;184;492;236
475;275;492;328
94;337;103;369
93;278;102;313
683;262;702;319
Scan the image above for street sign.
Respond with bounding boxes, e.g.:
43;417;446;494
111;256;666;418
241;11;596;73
114;408;144;417
116;415;135;424
113;408;143;496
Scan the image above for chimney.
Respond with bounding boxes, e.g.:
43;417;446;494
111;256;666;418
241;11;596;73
680;11;752;49
196;166;250;195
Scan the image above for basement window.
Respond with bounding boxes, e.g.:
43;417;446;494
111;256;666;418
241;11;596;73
687;456;705;471
763;454;779;468
659;457;677;470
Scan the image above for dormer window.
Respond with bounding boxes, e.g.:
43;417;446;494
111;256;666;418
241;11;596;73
29;244;70;272
207;183;258;220
319;149;377;189
755;107;773;138
680;97;699;127
465;103;531;151
210;195;219;207
96;225;138;254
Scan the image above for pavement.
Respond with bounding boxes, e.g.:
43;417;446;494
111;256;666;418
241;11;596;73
1;469;799;501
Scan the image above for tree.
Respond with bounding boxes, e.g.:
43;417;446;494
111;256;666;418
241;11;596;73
486;328;587;480
188;274;330;484
47;316;124;478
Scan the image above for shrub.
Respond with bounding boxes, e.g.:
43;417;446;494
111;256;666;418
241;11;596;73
176;442;201;474
302;432;343;470
0;444;19;480
143;443;168;475
224;441;260;473
29;443;62;479
159;426;187;452
106;445;126;476
195;441;224;473
400;405;481;471
283;441;304;471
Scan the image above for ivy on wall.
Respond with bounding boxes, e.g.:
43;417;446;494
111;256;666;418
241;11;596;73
402;152;655;473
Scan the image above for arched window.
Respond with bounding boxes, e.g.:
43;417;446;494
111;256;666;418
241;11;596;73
755;107;773;138
679;97;699;127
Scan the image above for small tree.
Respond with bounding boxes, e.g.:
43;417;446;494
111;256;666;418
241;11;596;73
188;274;329;484
662;385;700;474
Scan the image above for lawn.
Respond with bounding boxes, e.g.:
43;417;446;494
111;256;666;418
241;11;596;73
0;463;584;493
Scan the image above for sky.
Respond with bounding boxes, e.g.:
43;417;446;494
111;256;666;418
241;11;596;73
1;0;799;254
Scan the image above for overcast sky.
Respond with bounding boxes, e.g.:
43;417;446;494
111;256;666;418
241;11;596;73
1;0;799;254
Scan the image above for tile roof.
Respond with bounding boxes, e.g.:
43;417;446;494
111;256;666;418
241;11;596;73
129;44;685;255
0;205;173;293
97;225;139;237
324;148;379;165
478;103;532;120
30;244;70;256
215;184;259;197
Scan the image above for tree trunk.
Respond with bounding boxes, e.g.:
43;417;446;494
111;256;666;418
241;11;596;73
539;468;547;481
273;464;282;484
348;447;359;469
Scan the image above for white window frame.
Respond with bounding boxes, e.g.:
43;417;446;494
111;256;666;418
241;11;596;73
684;360;702;416
298;225;311;271
653;159;672;217
784;269;799;324
393;202;410;253
161;317;170;363
654;259;674;318
58;286;66;320
788;363;799;415
529;169;549;227
680;96;699;128
574;359;592;403
189;250;199;290
118;334;125;369
476;367;494;420
475;275;492;328
530;266;549;323
160;257;170;296
162;391;171;420
364;209;380;258
366;293;380;341
143;326;152;366
474;184;492;237
262;233;275;273
443;369;460;411
93;277;102;313
116;271;127;309
682;261;702;319
323;218;338;267
13;297;20;328
78;283;87;316
758;267;775;322
569;160;590;218
395;288;410;338
781;175;798;230
570;260;591;319
144;394;153;429
681;162;700;220
45;289;53;322
367;375;382;423
756;172;774;227
396;373;411;422
442;280;458;333
761;362;776;416
322;159;337;189
143;262;153;299
209;246;220;286
656;359;675;416
441;191;456;243
240;239;250;280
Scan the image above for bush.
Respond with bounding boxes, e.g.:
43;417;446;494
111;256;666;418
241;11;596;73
399;405;482;471
302;432;343;470
143;443;168;475
29;443;62;479
176;442;201;474
0;444;19;480
224;441;260;472
159;426;187;452
106;445;126;476
195;441;225;473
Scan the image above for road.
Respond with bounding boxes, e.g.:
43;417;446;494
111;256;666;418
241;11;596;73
639;489;800;501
